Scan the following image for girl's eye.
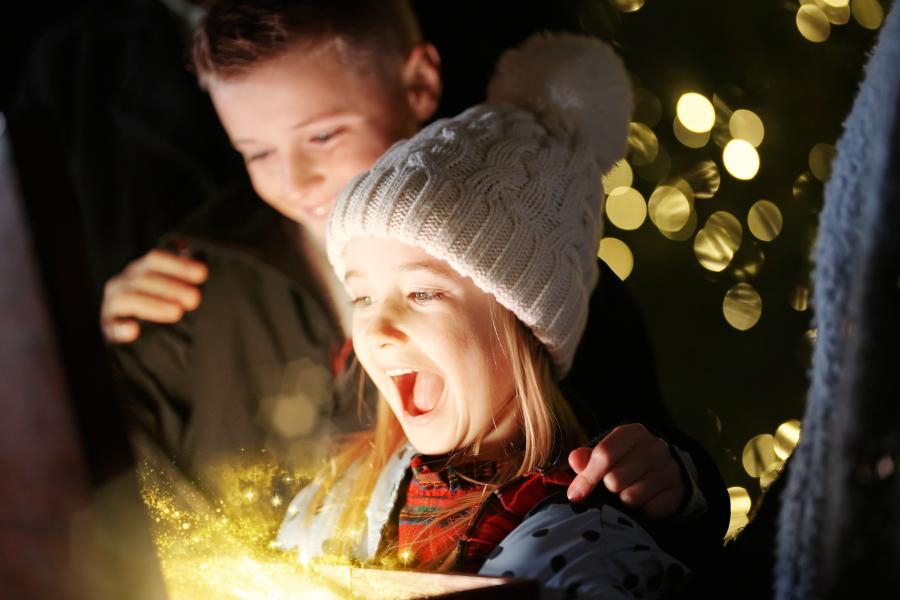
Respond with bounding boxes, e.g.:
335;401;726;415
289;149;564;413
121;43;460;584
411;291;443;304
351;296;373;307
245;150;273;163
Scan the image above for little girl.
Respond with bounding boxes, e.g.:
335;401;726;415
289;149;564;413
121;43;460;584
278;33;689;597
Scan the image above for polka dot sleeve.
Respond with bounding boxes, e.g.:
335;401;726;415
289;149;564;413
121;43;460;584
478;503;689;599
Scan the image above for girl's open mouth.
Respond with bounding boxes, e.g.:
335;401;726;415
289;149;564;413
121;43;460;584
387;368;445;417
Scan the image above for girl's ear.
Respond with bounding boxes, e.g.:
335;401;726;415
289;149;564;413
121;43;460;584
401;43;442;124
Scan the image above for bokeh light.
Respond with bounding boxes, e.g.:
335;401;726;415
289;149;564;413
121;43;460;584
598;237;634;280
602;159;634;194
673;118;711;149
634;144;672;181
723;283;763;331
747;200;784;242
648;185;691;232
808;142;836;181
790;285;810;312
727;485;751;541
627;122;660;165
723;139;760;180
660;209;698;241
610;0;645;13
742;434;779;478
851;0;884;29
796;4;831;42
774;420;802;460
605;186;647;230
681;160;721;199
707;211;744;250
728;109;765;147
676;92;716;133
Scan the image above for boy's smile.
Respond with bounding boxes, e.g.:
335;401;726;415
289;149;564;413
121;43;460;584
344;238;519;456
207;42;425;243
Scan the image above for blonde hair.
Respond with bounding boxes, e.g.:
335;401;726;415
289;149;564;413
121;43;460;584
308;303;585;567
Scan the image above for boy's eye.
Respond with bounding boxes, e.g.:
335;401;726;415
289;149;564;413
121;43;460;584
310;128;342;144
410;291;444;304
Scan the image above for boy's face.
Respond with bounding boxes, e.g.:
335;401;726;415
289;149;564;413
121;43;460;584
208;44;422;243
344;237;519;457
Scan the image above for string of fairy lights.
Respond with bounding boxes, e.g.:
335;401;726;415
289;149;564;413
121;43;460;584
594;0;886;540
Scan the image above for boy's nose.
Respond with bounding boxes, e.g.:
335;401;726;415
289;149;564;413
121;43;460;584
282;157;323;202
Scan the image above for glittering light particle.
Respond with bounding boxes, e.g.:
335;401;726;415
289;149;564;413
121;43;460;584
820;0;852;24
605;187;647;230
707;211;743;250
648;186;690;232
673;117;711;149
676;92;715;133
726;512;749;542
790;285;810;311
271;494;283;508
747;200;783;242
774;420;802;460
808;143;836;182
822;0;849;6
723;283;762;331
797;5;831;42
598;237;634;280
728;486;752;515
793;172;816;200
852;0;884;29
742;434;780;478
728;109;765;147
627;122;659;166
610;0;645;12
760;464;783;490
602;159;634;194
723;139;760;180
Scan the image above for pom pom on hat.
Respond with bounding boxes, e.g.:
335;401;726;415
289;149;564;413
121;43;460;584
488;32;632;174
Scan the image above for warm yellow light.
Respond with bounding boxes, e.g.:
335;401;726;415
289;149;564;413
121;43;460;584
747;200;783;242
819;0;851;24
605;187;647;231
728;486;752;515
707;211;743;250
598;237;634;280
693;229;733;272
774;420;802;460
660;209;697;242
726;512;749;542
790;286;810;312
682;160;721;199
610;0;645;12
724;283;763;331
852;0;884;29
673;118;710;149
676;92;716;133
602;159;634;194
796;5;831;42
823;0;849;7
723;139;760;180
627;122;659;166
728;109;765;147
648;186;690;232
808;142;836;182
742;434;779;477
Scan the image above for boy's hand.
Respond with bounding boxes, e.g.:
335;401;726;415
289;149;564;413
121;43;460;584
567;423;686;519
100;249;207;343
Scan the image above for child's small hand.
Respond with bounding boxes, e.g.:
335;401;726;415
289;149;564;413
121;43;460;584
567;423;686;519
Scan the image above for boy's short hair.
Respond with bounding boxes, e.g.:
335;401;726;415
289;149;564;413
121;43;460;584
193;0;422;86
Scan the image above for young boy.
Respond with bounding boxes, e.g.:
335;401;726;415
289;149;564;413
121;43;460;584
103;0;726;554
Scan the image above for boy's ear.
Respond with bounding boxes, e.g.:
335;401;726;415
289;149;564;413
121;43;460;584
401;43;442;123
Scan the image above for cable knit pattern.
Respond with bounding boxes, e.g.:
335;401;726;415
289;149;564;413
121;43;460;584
327;34;631;375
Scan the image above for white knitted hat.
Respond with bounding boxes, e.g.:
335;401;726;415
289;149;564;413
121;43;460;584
327;32;632;375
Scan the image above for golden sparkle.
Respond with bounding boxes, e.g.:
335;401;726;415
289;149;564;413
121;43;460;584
728;109;765;147
797;5;831;42
660;209;698;241
673;117;711;149
676;92;716;133
681;160;721;199
598;237;634;280
790;286;810;312
747;200;784;242
723;283;762;331
605;187;647;231
610;0;645;12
